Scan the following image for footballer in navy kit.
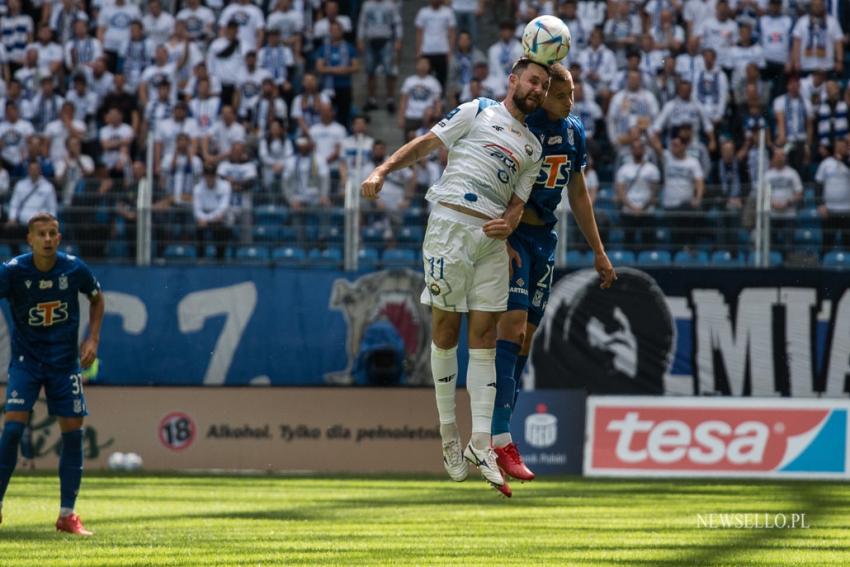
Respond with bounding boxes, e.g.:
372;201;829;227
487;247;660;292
0;212;104;536
491;63;617;482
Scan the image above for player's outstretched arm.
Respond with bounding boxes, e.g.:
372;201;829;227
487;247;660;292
361;132;445;199
567;171;617;289
80;292;105;369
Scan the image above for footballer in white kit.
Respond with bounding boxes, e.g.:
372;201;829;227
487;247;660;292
422;96;542;313
362;58;550;497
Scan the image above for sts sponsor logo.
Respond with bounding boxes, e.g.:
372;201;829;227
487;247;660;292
536;155;572;189
28;301;69;327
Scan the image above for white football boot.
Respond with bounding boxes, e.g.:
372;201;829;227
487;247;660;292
463;442;506;489
441;436;469;481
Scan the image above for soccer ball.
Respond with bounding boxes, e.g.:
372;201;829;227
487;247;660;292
521;16;571;66
108;452;127;470
124;453;143;471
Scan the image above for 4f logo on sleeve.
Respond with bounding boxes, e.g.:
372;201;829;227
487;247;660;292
28;300;69;327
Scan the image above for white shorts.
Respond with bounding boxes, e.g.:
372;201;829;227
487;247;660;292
420;204;509;313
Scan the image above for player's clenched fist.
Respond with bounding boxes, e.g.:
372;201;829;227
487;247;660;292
361;170;385;199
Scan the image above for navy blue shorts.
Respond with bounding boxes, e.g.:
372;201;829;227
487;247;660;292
506;223;557;327
5;359;88;417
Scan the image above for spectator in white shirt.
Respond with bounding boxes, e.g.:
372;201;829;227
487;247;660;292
616;140;661;249
217;141;258;242
234;51;273;123
55;137;94;207
607;70;659;154
578;26;618;107
415;0;456;89
791;0;844;75
259;119;293;188
155;102;199;173
258;29;296;102
697;0;738;71
143;0;176;46
308;102;347;183
120;20;154;92
358;0;403;111
6;161;57;233
728;21;765;86
1;0;33;66
207;21;245;106
28;76;64;132
155;132;200;243
291;72;331;136
284;136;331;211
773;75;814;172
815;138;850;251
98;107;134;177
65;19;102;77
452;0;484;43
765;147;802;249
219;0;266;54
652;78;717;156
193;165;232;259
759;0;793;88
0;102;35;168
177;0;216;45
203;105;246;165
339;115;375;194
398;56;443;135
97;0;142;71
675;35;705;80
662;135;705;246
691;47;729;129
486;22;524;100
266;0;305;57
44;101;85;162
33;24;64;79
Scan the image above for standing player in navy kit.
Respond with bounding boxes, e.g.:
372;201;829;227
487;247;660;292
0;212;104;536
492;64;617;481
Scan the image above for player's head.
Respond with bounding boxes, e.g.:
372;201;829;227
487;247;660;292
508;58;550;115
26;212;61;257
541;63;574;119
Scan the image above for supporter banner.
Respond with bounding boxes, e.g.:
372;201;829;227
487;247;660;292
531;267;850;397
18;387;583;475
584;397;850;479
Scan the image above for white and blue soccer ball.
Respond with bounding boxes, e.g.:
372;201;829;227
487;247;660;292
108;451;144;471
521;15;571;66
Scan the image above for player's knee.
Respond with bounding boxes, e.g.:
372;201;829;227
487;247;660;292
0;420;25;442
497;311;528;344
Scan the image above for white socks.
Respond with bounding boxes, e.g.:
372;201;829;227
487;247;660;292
493;432;512;448
60;507;74;518
431;343;458;437
467;348;497;449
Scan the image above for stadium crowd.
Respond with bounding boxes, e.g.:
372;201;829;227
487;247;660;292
0;0;846;264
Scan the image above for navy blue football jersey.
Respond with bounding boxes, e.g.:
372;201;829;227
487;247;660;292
0;252;101;370
524;110;588;227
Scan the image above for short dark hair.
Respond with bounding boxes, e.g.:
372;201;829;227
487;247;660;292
28;212;58;232
511;57;551;78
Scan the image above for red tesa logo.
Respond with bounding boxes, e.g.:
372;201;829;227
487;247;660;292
590;406;830;472
159;412;196;451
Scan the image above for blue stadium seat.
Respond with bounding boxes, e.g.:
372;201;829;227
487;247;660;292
596;186;615;205
60;243;80;257
279;226;298;242
673;249;709;267
566;249;592;267
637;250;672;266
358;247;380;268
362;226;388;244
322;225;344;243
105;240;130;259
382;248;417;267
0;243;14;260
607;228;625;246
254;205;288;227
711;250;744;267
824;250;850;269
235;245;270;263
253;225;281;243
797;207;821;229
607;250;635;265
403;207;426;226
397;225;423;244
163;244;196;260
736;228;752;247
654;227;672;246
769;250;783;267
802;187;817;208
272;245;306;266
308;247;343;268
793;228;823;252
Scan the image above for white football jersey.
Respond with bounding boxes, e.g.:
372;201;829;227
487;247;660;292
427;98;543;219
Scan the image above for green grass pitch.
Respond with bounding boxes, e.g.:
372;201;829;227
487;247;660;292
1;472;849;566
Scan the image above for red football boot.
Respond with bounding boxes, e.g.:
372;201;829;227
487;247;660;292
493;477;513;498
495;443;536;482
56;513;94;536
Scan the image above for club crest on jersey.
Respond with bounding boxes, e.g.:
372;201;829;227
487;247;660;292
59;276;68;290
24;280;31;289
547;135;563;145
524;144;534;157
28;300;69;327
566;128;574;146
39;280;53;289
